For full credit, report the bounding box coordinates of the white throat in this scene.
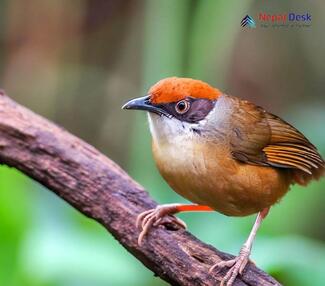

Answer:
[147,113,199,144]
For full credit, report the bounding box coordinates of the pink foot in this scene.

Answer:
[136,204,187,246]
[209,246,251,286]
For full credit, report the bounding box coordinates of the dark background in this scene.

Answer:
[0,1,324,285]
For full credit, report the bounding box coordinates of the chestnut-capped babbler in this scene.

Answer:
[122,77,325,286]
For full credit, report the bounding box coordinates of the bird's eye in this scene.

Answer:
[175,100,191,114]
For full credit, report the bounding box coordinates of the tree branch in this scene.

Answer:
[0,91,281,286]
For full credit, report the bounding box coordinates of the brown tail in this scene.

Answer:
[292,164,325,186]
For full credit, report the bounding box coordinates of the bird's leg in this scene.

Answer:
[136,204,213,246]
[209,207,270,286]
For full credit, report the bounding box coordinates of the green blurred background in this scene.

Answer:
[0,0,324,285]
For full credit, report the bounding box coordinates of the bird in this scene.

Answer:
[122,77,325,286]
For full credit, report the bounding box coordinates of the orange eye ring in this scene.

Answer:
[175,100,191,114]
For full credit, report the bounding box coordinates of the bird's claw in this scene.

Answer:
[136,205,187,246]
[209,246,250,286]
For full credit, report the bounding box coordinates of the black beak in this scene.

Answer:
[122,95,170,117]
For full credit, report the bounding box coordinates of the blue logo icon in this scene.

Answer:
[241,15,256,28]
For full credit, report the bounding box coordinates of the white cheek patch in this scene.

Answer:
[148,113,198,144]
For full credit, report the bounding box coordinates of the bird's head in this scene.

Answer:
[122,77,225,143]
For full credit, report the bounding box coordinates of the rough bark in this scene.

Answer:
[0,91,281,286]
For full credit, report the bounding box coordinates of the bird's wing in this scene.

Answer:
[230,97,325,185]
[262,113,324,174]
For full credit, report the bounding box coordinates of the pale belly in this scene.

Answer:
[152,139,291,216]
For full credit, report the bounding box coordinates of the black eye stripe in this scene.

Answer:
[154,97,216,123]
